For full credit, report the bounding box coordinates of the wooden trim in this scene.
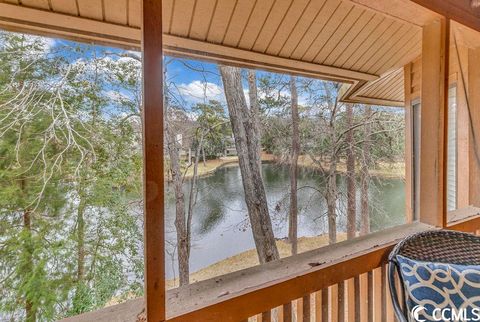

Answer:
[448,207,480,231]
[404,63,414,222]
[468,47,480,207]
[419,18,449,227]
[0,2,140,49]
[162,35,378,82]
[142,0,165,321]
[408,0,480,33]
[0,2,378,84]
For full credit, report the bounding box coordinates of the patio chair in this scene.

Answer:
[388,230,480,322]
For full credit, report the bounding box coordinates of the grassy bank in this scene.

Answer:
[181,153,404,180]
[166,233,347,289]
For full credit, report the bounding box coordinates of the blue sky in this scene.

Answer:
[4,32,400,115]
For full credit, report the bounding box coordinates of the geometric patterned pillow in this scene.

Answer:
[397,255,480,322]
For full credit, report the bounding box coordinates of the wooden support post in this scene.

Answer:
[404,63,414,222]
[420,17,450,227]
[142,0,165,321]
[468,47,480,207]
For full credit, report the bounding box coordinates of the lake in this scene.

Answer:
[164,162,405,279]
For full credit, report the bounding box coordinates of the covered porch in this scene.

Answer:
[2,0,480,321]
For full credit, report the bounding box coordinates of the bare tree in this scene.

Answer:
[219,65,279,264]
[248,69,262,170]
[360,105,372,235]
[288,76,300,255]
[346,104,356,239]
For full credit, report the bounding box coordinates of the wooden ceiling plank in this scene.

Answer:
[322,9,374,66]
[359,70,397,96]
[357,72,396,98]
[347,0,438,27]
[302,2,355,62]
[382,76,405,99]
[189,0,217,40]
[331,13,383,67]
[50,0,78,15]
[104,0,127,25]
[222,0,256,47]
[366,25,418,73]
[77,0,103,20]
[164,34,377,81]
[20,0,50,10]
[373,72,403,98]
[359,23,412,72]
[206,0,236,44]
[170,0,196,37]
[277,0,329,58]
[313,5,364,64]
[349,20,402,71]
[377,32,422,75]
[128,0,140,28]
[255,0,304,55]
[264,0,311,56]
[290,0,339,60]
[0,2,139,47]
[374,33,421,75]
[238,0,275,50]
[341,18,395,70]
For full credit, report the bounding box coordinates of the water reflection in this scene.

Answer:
[165,163,405,278]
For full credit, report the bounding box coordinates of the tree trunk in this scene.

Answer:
[248,69,262,170]
[186,132,204,264]
[21,179,36,322]
[167,131,189,285]
[346,104,357,240]
[360,106,371,236]
[327,162,337,244]
[288,76,299,255]
[220,65,279,264]
[201,145,206,167]
[76,194,87,282]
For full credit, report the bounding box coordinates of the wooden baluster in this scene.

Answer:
[373,268,382,322]
[385,264,395,322]
[381,265,388,322]
[262,310,271,322]
[368,271,373,321]
[346,278,355,322]
[359,273,369,322]
[277,306,285,322]
[338,281,345,322]
[314,291,321,322]
[330,285,339,322]
[354,276,360,322]
[297,298,303,322]
[322,288,329,322]
[283,302,293,322]
[303,294,311,322]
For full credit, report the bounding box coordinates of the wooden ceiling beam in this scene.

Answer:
[0,2,378,83]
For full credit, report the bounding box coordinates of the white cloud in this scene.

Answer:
[177,80,223,103]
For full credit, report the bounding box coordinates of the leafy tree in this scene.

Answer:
[0,32,143,320]
[193,100,230,158]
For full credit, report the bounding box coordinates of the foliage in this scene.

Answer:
[0,32,143,321]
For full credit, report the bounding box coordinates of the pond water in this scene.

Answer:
[164,162,405,279]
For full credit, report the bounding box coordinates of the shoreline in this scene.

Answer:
[166,232,348,289]
[182,153,405,180]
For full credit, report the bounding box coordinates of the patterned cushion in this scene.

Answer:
[397,255,480,322]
